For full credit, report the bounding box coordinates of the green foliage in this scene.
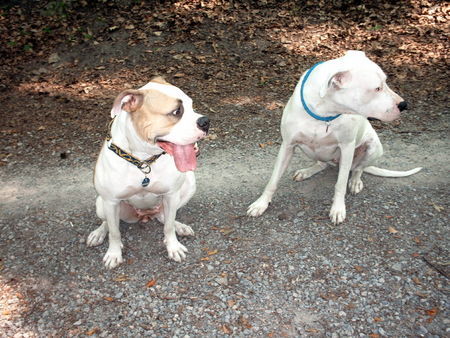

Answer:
[369,24,383,31]
[23,44,33,51]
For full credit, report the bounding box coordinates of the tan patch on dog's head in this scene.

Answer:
[130,89,182,143]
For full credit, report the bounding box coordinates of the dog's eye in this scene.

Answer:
[375,87,382,92]
[171,107,182,116]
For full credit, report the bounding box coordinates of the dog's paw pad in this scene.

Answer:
[175,222,194,236]
[103,247,123,269]
[166,241,188,262]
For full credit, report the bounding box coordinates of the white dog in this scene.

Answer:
[248,51,421,224]
[87,77,209,268]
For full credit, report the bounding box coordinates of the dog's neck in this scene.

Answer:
[109,111,163,157]
[312,96,350,118]
[301,60,354,118]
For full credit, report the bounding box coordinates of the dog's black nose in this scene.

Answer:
[197,116,210,133]
[398,101,408,112]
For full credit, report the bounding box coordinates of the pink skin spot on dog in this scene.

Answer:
[135,205,161,223]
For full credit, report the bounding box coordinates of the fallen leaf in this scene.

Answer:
[207,250,218,256]
[205,133,218,141]
[219,227,235,235]
[227,300,236,307]
[221,324,232,334]
[200,257,210,261]
[103,296,114,302]
[239,316,252,329]
[266,102,283,110]
[413,236,421,244]
[431,203,444,212]
[145,279,157,288]
[113,274,130,282]
[354,265,364,272]
[86,328,100,336]
[369,334,380,338]
[425,308,438,316]
[305,328,320,333]
[412,277,421,285]
[374,317,383,322]
[388,226,399,234]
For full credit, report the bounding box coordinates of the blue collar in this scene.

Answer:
[300,61,341,122]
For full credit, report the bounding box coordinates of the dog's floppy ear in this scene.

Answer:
[110,89,144,118]
[319,71,352,98]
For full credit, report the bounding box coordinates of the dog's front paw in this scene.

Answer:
[329,201,346,225]
[103,245,124,269]
[247,196,270,217]
[175,221,195,237]
[349,177,364,194]
[165,239,188,262]
[87,223,107,247]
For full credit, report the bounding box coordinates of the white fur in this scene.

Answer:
[248,51,422,224]
[88,81,206,268]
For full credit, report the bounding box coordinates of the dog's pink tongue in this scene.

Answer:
[158,142,197,172]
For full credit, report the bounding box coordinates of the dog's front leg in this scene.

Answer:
[247,141,295,216]
[162,194,188,262]
[102,199,124,268]
[330,142,355,224]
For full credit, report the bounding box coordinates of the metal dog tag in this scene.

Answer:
[142,177,150,187]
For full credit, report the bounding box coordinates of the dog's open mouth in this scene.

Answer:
[157,141,197,172]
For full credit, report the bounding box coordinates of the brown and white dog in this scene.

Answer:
[87,77,209,268]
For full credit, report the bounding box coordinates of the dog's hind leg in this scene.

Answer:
[247,140,295,216]
[293,161,328,181]
[349,135,383,194]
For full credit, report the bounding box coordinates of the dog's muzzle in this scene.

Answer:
[197,116,210,133]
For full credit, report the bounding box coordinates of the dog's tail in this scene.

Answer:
[363,166,422,177]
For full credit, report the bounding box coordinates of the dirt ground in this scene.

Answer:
[0,1,449,336]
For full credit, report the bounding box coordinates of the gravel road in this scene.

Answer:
[1,121,449,336]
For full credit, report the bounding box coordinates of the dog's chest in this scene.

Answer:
[294,126,340,162]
